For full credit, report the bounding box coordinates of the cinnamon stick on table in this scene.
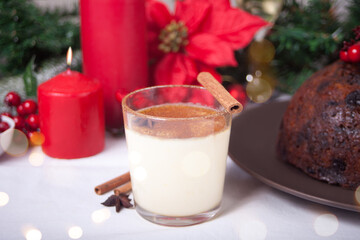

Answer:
[114,182,132,196]
[197,72,243,114]
[95,171,131,195]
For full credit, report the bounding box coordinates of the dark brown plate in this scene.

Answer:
[229,100,360,212]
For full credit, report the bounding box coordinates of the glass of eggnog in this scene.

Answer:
[122,85,231,226]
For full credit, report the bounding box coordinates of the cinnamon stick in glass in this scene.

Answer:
[197,72,243,114]
[94,171,130,195]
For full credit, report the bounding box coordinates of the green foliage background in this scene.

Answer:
[0,0,359,94]
[0,0,79,77]
[268,0,360,93]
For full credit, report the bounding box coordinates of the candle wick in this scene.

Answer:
[66,65,71,74]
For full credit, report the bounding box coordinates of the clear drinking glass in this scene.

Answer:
[122,85,232,226]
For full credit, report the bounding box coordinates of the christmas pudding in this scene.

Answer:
[277,60,360,190]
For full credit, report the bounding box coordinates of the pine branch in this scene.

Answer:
[0,0,80,77]
[267,0,354,93]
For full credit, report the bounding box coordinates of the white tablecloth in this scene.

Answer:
[0,132,359,240]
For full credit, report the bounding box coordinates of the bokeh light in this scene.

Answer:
[248,39,275,64]
[29,132,45,146]
[246,74,253,82]
[68,226,83,239]
[355,186,360,205]
[263,0,282,18]
[259,70,277,89]
[0,192,9,207]
[28,148,45,167]
[91,208,111,223]
[313,213,339,237]
[25,228,42,240]
[238,219,267,240]
[246,77,273,103]
[1,129,29,156]
[239,0,283,22]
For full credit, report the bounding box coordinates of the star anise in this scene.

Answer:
[101,194,133,212]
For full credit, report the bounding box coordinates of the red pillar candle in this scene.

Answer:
[38,52,105,159]
[80,0,148,132]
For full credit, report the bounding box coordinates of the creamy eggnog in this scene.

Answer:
[125,104,230,217]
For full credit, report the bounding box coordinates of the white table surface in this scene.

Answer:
[1,131,360,240]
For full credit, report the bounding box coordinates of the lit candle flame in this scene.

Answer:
[67,47,73,67]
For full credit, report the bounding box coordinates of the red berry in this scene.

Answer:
[22,99,37,114]
[348,44,360,62]
[4,91,21,107]
[0,121,10,133]
[28,131,45,146]
[0,112,13,118]
[228,84,247,106]
[25,114,40,130]
[13,116,25,129]
[340,50,349,62]
[17,104,27,116]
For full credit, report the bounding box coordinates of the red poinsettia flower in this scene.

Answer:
[146,0,268,85]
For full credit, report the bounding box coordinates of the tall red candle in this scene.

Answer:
[38,61,105,159]
[80,0,148,132]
